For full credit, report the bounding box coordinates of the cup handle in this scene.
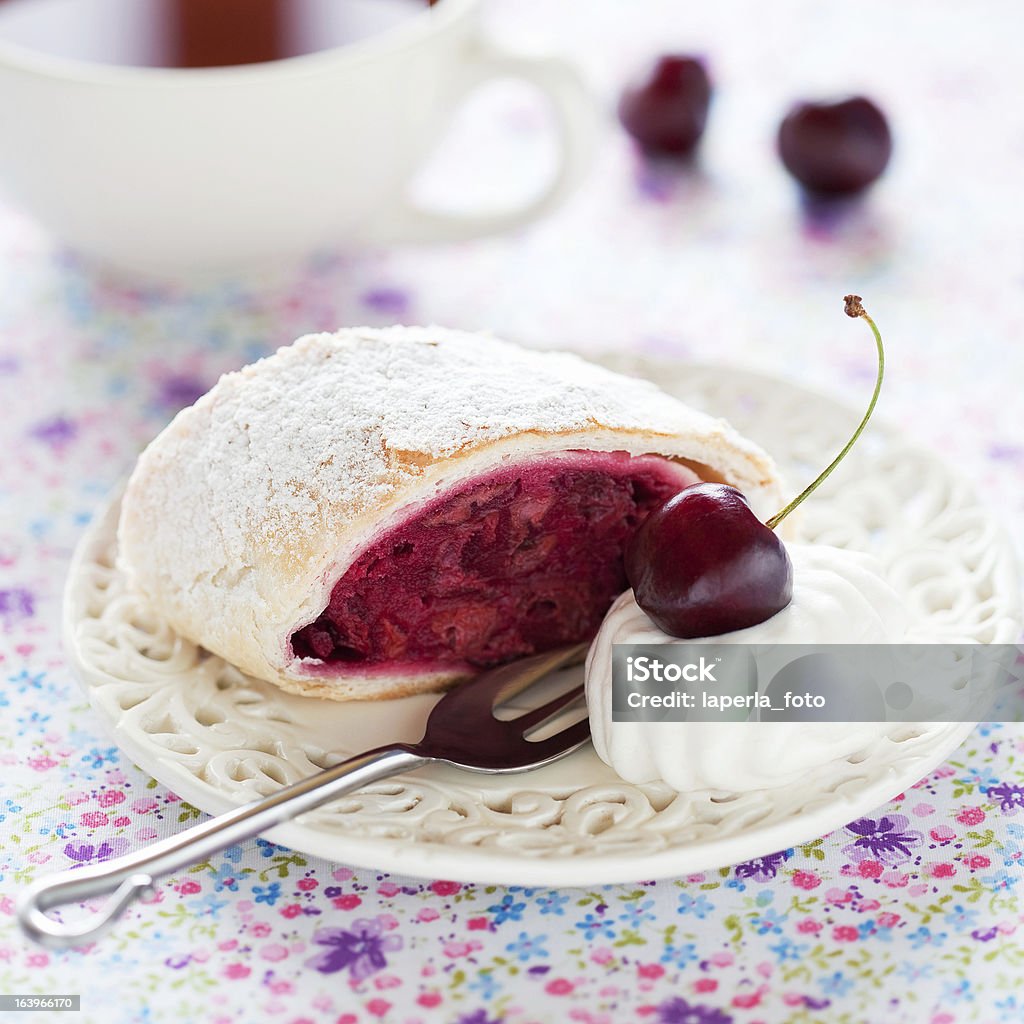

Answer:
[372,41,597,244]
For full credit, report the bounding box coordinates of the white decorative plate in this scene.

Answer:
[64,362,1022,886]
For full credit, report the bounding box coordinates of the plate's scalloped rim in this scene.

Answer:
[63,361,1021,885]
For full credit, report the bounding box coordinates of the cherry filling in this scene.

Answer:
[290,451,696,671]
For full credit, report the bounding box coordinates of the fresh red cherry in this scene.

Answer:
[618,56,711,157]
[777,97,892,195]
[626,295,885,639]
[625,483,793,638]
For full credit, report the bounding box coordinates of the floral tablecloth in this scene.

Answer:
[1,2,1023,1022]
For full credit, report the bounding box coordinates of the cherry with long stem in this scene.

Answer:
[625,294,884,640]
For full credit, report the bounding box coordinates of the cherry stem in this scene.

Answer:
[766,294,883,530]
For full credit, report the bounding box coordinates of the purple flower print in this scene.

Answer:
[457,1012,503,1024]
[0,588,34,627]
[63,838,130,864]
[734,849,792,881]
[842,815,923,865]
[157,375,207,411]
[361,286,411,317]
[985,782,1024,814]
[28,415,77,449]
[657,996,733,1024]
[988,443,1024,463]
[305,917,402,980]
[803,998,832,1011]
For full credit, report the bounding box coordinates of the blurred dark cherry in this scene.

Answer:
[624,483,793,639]
[777,97,892,195]
[618,56,712,157]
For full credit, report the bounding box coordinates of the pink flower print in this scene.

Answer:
[732,989,765,1009]
[442,941,479,958]
[113,816,131,827]
[931,862,956,878]
[590,947,613,965]
[250,922,272,938]
[365,1000,391,1018]
[792,871,821,890]
[374,974,401,990]
[297,878,317,891]
[418,993,442,1008]
[332,894,362,911]
[260,945,289,962]
[957,807,986,826]
[332,867,354,882]
[175,880,201,895]
[377,882,400,897]
[797,918,822,934]
[545,979,574,996]
[416,908,439,923]
[305,919,402,980]
[223,964,250,980]
[966,854,991,869]
[28,757,57,772]
[857,860,883,878]
[833,926,859,942]
[637,963,664,979]
[694,979,718,993]
[930,826,956,843]
[882,871,910,888]
[430,880,461,896]
[80,811,108,828]
[97,790,125,808]
[26,952,49,968]
[132,798,159,814]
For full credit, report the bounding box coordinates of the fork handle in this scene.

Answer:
[18,744,428,949]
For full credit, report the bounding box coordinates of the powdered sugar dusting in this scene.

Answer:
[189,326,749,555]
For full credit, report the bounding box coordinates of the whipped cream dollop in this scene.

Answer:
[586,543,914,793]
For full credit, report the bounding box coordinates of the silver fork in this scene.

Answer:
[18,644,590,949]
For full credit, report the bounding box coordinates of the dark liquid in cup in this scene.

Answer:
[0,0,432,68]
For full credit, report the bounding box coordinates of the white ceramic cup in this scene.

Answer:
[0,0,595,275]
